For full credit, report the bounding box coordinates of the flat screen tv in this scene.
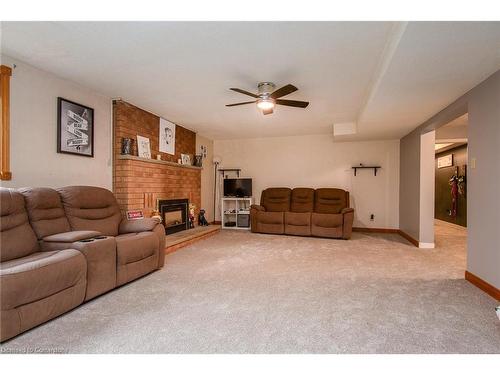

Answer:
[223,178,252,197]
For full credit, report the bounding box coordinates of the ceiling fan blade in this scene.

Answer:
[226,101,256,107]
[270,84,298,99]
[263,108,273,115]
[275,99,309,108]
[230,88,259,98]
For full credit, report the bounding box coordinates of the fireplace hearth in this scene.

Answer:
[158,198,189,235]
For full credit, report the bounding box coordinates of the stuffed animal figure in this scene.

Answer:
[198,209,209,226]
[188,203,196,229]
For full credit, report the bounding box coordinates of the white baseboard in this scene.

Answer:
[418,242,435,249]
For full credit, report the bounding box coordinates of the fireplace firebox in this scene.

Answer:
[157,198,189,235]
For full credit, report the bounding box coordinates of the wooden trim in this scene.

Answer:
[0,65,12,180]
[397,229,419,247]
[465,271,500,301]
[353,227,399,233]
[165,228,220,254]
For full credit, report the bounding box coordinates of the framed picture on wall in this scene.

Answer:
[57,97,94,157]
[437,154,453,168]
[159,118,175,155]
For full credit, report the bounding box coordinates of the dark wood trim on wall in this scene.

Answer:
[465,271,500,301]
[352,227,420,247]
[353,227,399,234]
[397,230,419,247]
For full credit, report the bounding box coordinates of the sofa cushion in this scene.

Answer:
[43,230,102,243]
[115,232,159,286]
[57,186,122,236]
[311,212,343,228]
[116,232,158,266]
[290,188,314,213]
[0,188,39,262]
[19,187,71,239]
[314,188,348,214]
[261,188,291,212]
[285,212,311,236]
[0,249,86,310]
[257,211,285,225]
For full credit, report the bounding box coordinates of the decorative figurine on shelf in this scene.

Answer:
[188,203,196,229]
[198,209,209,226]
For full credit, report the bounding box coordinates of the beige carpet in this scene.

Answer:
[2,221,499,353]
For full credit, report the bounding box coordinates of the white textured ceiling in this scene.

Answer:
[1,21,499,140]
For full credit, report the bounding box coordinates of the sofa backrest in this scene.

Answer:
[19,187,71,239]
[290,188,315,213]
[57,186,122,236]
[260,188,292,212]
[0,188,39,262]
[314,188,349,214]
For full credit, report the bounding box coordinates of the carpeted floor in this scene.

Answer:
[2,221,499,353]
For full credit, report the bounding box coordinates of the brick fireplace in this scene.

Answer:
[113,100,201,226]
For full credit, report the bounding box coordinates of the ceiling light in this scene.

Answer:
[257,98,275,110]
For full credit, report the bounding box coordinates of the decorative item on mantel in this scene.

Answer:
[136,135,151,159]
[121,138,134,155]
[193,154,203,167]
[352,163,381,176]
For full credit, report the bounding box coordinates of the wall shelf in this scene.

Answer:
[219,168,242,178]
[352,165,381,176]
[117,154,203,170]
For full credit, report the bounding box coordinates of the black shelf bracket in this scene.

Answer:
[219,168,241,178]
[352,166,381,176]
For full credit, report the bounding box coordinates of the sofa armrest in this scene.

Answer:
[119,217,160,234]
[341,208,354,239]
[250,204,266,212]
[42,230,102,243]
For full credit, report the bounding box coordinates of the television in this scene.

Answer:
[223,178,252,197]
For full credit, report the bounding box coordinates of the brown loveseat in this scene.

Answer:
[0,186,165,342]
[250,187,354,239]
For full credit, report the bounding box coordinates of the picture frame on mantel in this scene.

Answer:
[57,97,94,157]
[136,135,151,159]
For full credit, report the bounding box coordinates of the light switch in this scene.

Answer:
[471,157,476,169]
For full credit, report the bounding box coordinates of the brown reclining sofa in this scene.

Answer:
[250,187,354,239]
[0,186,165,342]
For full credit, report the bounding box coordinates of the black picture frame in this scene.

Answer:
[57,97,94,157]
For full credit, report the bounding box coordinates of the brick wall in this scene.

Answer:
[113,100,201,220]
[113,100,196,162]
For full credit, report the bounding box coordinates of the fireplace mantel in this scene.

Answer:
[117,154,203,170]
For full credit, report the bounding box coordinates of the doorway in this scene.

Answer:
[433,113,468,257]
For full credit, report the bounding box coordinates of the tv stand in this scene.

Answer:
[221,197,253,230]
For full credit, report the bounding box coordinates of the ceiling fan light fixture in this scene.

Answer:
[256,98,275,110]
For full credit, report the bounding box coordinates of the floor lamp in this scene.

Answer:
[213,156,222,223]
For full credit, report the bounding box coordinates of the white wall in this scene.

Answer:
[418,130,435,247]
[0,55,112,189]
[195,134,215,222]
[467,70,500,289]
[214,134,400,228]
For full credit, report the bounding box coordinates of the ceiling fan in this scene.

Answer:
[226,82,309,115]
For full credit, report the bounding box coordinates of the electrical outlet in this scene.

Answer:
[370,214,374,221]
